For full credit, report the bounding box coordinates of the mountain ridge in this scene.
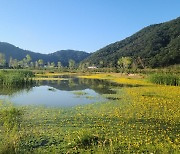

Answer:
[0,42,90,66]
[82,17,180,68]
[1,17,180,68]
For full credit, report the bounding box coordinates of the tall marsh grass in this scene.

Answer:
[149,73,180,86]
[0,70,34,87]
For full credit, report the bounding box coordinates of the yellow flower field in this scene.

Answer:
[0,73,179,153]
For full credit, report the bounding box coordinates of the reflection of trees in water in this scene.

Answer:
[68,78,77,88]
[0,85,33,96]
[36,78,117,94]
[0,77,139,96]
[0,77,118,96]
[57,80,61,85]
[78,78,117,94]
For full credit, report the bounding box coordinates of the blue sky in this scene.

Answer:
[0,0,179,53]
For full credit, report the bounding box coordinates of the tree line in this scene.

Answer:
[0,52,146,72]
[0,53,77,70]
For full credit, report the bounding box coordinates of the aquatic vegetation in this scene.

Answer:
[33,77,64,80]
[85,95,95,99]
[0,73,179,153]
[73,131,100,148]
[0,107,22,132]
[149,73,180,86]
[0,70,34,87]
[0,104,24,154]
[79,73,149,86]
[73,91,87,96]
[35,72,76,77]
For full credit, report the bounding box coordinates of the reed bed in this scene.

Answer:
[0,70,34,87]
[149,73,180,86]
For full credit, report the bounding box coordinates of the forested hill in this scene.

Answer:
[82,17,180,68]
[49,50,91,66]
[0,42,90,66]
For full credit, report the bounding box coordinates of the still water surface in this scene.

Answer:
[0,77,117,107]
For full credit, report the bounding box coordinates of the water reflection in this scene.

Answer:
[0,77,118,107]
[0,85,33,96]
[0,77,139,107]
[35,78,117,94]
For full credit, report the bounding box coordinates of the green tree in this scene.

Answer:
[30,62,34,68]
[47,62,51,68]
[79,63,85,70]
[51,62,55,68]
[69,59,75,70]
[85,62,90,68]
[9,57,13,68]
[35,61,39,68]
[0,53,6,67]
[26,54,31,62]
[57,61,62,69]
[117,57,132,71]
[18,60,24,68]
[108,62,113,68]
[26,54,32,66]
[38,59,44,67]
[99,60,104,68]
[12,59,18,68]
[22,58,28,67]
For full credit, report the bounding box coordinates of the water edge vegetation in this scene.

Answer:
[0,70,34,87]
[0,72,179,153]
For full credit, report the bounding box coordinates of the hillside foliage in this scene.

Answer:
[82,17,180,68]
[0,42,90,67]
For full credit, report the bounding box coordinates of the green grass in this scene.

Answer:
[0,73,179,153]
[0,106,23,154]
[0,70,34,87]
[149,73,180,86]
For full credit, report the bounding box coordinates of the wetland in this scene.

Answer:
[0,71,179,153]
[0,76,116,107]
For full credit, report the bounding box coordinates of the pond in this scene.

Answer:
[0,77,118,107]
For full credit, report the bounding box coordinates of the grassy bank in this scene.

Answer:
[0,70,34,87]
[0,73,179,153]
